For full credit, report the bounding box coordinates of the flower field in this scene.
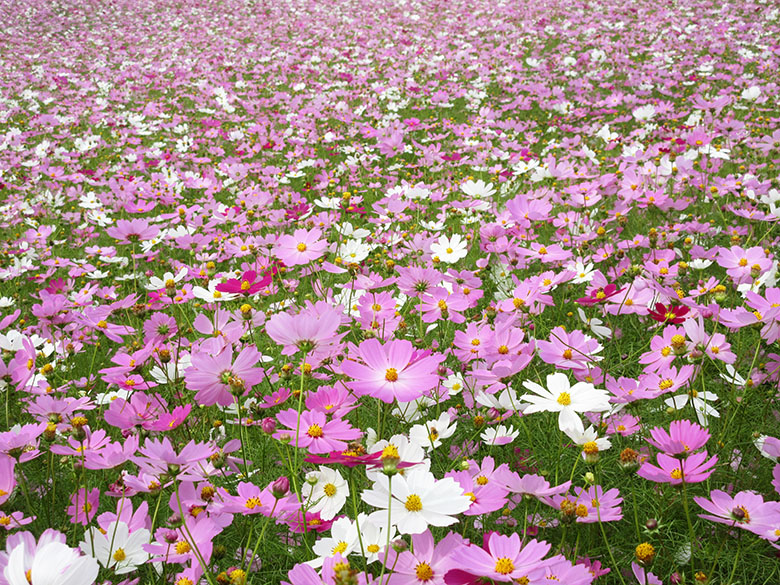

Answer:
[1,0,780,583]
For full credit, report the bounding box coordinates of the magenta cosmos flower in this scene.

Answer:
[341,338,444,403]
[216,269,272,295]
[185,345,264,406]
[106,219,159,244]
[274,228,327,266]
[694,490,780,536]
[637,451,717,485]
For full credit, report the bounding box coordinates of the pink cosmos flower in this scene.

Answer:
[274,409,361,453]
[68,488,100,526]
[498,473,571,501]
[381,530,464,585]
[0,511,33,530]
[341,338,444,403]
[536,326,602,371]
[144,515,223,567]
[445,471,508,516]
[646,419,710,455]
[716,245,772,283]
[0,456,15,505]
[694,490,780,536]
[106,219,160,244]
[266,302,342,355]
[419,287,469,324]
[185,345,264,406]
[638,325,686,373]
[632,562,662,585]
[547,485,623,523]
[637,451,717,485]
[274,228,328,266]
[446,532,550,583]
[132,437,215,481]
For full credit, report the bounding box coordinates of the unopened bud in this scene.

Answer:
[272,477,290,499]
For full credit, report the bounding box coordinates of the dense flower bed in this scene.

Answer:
[0,0,779,584]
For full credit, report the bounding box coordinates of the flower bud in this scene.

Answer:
[272,477,290,499]
[261,417,277,434]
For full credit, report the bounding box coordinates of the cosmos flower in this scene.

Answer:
[637,451,717,485]
[361,467,471,534]
[1,530,99,585]
[341,338,443,403]
[520,373,611,434]
[79,521,150,574]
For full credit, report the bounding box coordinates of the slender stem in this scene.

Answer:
[247,500,278,582]
[378,474,393,585]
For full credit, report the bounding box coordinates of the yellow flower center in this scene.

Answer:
[513,298,525,308]
[96,320,108,328]
[416,562,434,581]
[175,540,191,554]
[661,346,672,356]
[381,444,399,459]
[562,349,573,359]
[405,494,423,512]
[112,548,126,562]
[446,247,454,254]
[659,379,673,390]
[476,475,489,485]
[495,557,515,575]
[635,542,656,563]
[385,368,399,382]
[323,483,337,497]
[738,258,748,267]
[575,504,589,517]
[437,300,448,310]
[367,544,380,553]
[240,280,251,291]
[670,468,683,480]
[245,497,261,509]
[582,441,599,455]
[297,243,307,252]
[332,541,348,554]
[557,392,572,406]
[497,344,509,354]
[307,424,324,438]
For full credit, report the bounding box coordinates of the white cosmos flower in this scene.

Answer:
[567,260,595,284]
[429,234,468,264]
[301,466,348,521]
[146,267,188,291]
[664,391,720,426]
[480,424,519,446]
[688,259,713,270]
[355,513,397,564]
[337,239,371,263]
[563,425,612,461]
[632,105,656,121]
[308,516,359,568]
[192,280,237,303]
[520,372,611,435]
[367,434,428,483]
[7,537,99,585]
[460,179,496,199]
[409,412,457,450]
[577,308,612,339]
[79,521,150,574]
[361,467,471,535]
